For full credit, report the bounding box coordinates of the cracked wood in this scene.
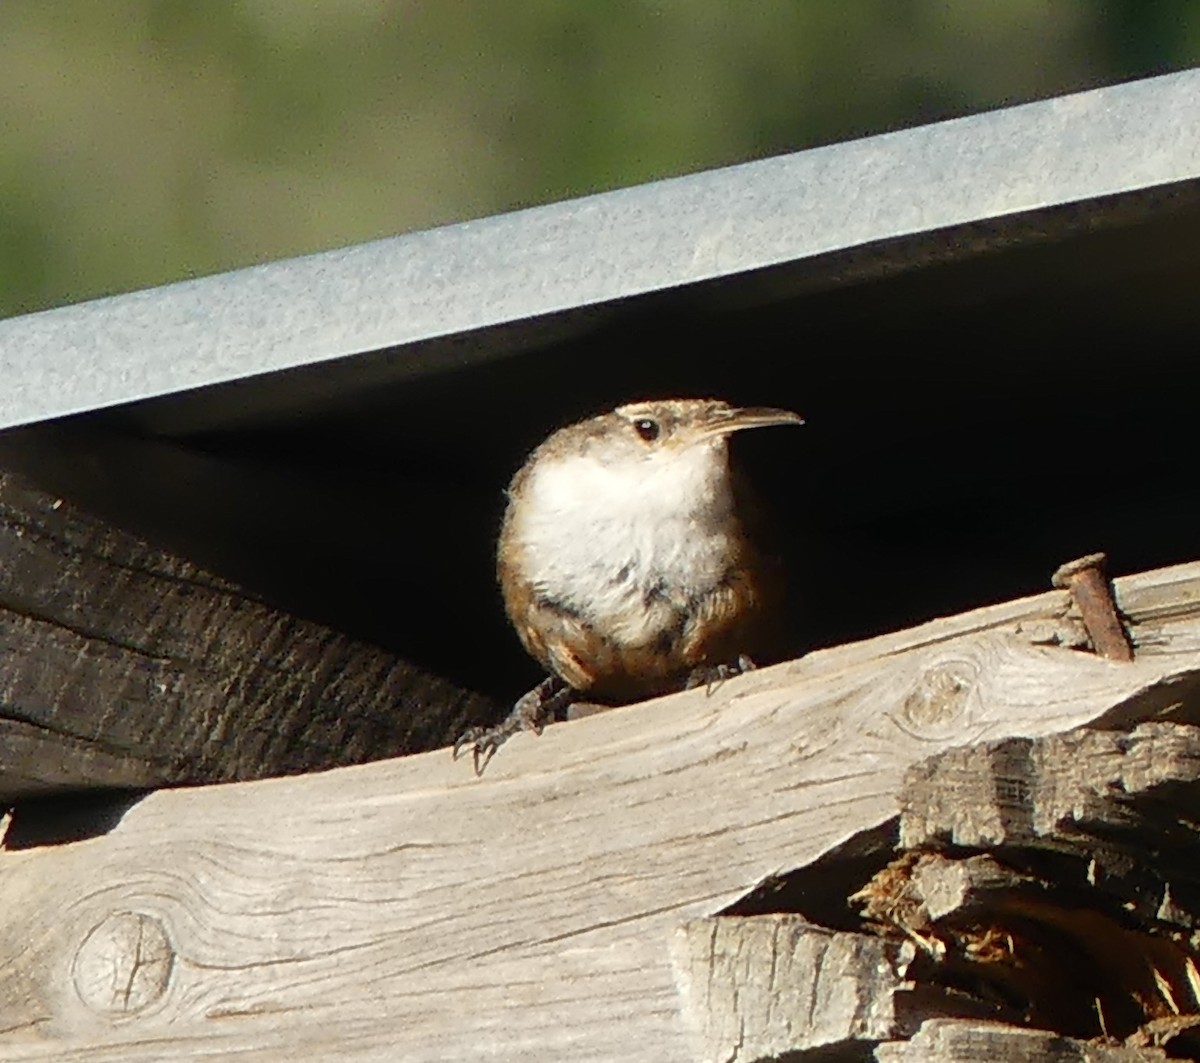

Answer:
[0,562,1197,1060]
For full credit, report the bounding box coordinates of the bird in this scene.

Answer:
[455,398,804,773]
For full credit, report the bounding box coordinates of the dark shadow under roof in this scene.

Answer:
[1,69,1199,702]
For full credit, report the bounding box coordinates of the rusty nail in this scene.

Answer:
[1051,553,1133,662]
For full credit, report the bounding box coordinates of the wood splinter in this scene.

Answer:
[1052,552,1134,662]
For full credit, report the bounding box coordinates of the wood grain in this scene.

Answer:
[0,562,1198,1061]
[0,464,496,799]
[671,915,910,1059]
[874,1018,1170,1062]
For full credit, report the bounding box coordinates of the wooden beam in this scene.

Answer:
[874,1019,1170,1062]
[0,465,496,800]
[0,562,1198,1060]
[670,914,910,1058]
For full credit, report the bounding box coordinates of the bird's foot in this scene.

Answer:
[685,654,757,695]
[453,676,574,776]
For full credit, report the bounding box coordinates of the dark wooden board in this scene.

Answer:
[0,464,496,801]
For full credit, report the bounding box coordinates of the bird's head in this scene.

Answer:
[585,398,804,469]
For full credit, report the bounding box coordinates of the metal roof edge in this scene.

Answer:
[1,66,1198,430]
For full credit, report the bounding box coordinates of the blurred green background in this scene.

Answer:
[2,0,1199,319]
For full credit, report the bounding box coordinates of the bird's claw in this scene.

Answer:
[452,676,573,776]
[685,654,757,695]
[452,724,513,776]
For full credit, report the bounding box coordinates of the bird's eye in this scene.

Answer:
[633,418,660,442]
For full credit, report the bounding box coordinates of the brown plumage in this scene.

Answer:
[456,398,803,772]
[498,398,801,701]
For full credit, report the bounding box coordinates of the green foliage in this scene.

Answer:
[1,0,1198,317]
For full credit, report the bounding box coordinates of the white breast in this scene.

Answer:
[508,443,735,646]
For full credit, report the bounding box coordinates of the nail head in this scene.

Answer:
[1052,552,1109,589]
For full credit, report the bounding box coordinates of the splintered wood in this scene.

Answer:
[862,724,1200,1049]
[678,722,1200,1061]
[2,561,1200,1061]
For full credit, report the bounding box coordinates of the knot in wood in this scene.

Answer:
[72,911,174,1016]
[900,661,977,732]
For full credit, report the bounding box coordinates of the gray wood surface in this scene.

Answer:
[0,562,1198,1061]
[852,722,1200,1054]
[875,1019,1170,1062]
[676,720,1200,1060]
[671,914,912,1058]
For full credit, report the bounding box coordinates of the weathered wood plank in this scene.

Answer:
[670,915,912,1059]
[874,1019,1169,1062]
[900,720,1200,854]
[0,465,496,799]
[0,562,1198,1061]
[676,722,1200,1058]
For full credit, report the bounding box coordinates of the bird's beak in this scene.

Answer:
[695,405,805,440]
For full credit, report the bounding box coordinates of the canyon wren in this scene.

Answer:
[455,397,804,773]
